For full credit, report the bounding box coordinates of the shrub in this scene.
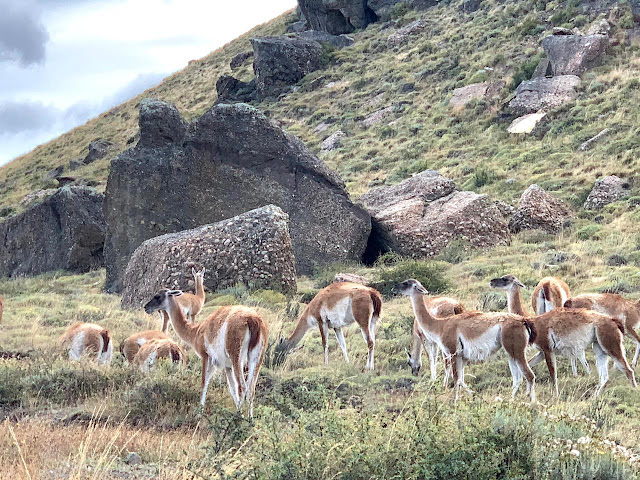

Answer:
[372,255,450,297]
[577,225,602,240]
[510,53,544,90]
[435,238,473,264]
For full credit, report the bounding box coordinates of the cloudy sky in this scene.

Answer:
[0,0,296,166]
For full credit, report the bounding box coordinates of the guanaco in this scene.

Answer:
[144,289,268,417]
[133,338,187,372]
[120,330,169,363]
[532,276,571,315]
[60,322,112,365]
[274,282,382,370]
[177,267,206,322]
[397,279,536,402]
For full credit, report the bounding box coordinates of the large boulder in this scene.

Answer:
[104,101,370,292]
[215,75,257,104]
[509,184,573,234]
[298,0,374,34]
[138,98,187,148]
[583,175,631,210]
[0,186,105,278]
[542,34,609,76]
[359,170,510,258]
[509,75,580,115]
[121,205,297,309]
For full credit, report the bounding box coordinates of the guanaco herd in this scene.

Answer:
[39,266,639,416]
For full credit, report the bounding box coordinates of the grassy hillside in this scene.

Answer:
[2,0,640,477]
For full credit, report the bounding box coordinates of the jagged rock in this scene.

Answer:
[126,453,142,466]
[251,36,325,100]
[578,128,610,151]
[361,105,395,127]
[360,170,510,258]
[387,19,427,47]
[104,102,370,292]
[288,19,310,33]
[584,175,631,210]
[46,166,65,179]
[19,189,56,207]
[542,34,609,76]
[587,19,611,36]
[121,205,297,308]
[321,130,346,151]
[333,272,369,285]
[297,30,354,48]
[509,76,580,115]
[450,82,488,108]
[138,98,187,148]
[215,75,257,104]
[532,58,553,78]
[460,0,482,12]
[0,186,105,277]
[230,51,253,70]
[298,0,374,35]
[509,184,573,234]
[507,113,547,134]
[83,140,112,165]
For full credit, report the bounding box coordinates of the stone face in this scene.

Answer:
[215,75,257,104]
[104,102,370,292]
[251,36,325,99]
[507,113,547,134]
[450,82,488,108]
[387,19,427,47]
[509,184,573,234]
[542,34,609,76]
[298,0,374,35]
[230,50,253,70]
[509,75,580,115]
[0,186,105,278]
[321,130,346,151]
[138,98,187,148]
[121,205,297,309]
[584,175,631,210]
[359,170,510,258]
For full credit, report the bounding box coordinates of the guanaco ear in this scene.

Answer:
[414,284,428,295]
[405,347,411,361]
[167,289,183,297]
[192,267,197,276]
[201,267,206,275]
[515,280,525,288]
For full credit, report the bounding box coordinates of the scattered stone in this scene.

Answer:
[138,98,187,148]
[606,254,627,266]
[507,112,547,134]
[121,205,297,308]
[230,51,253,70]
[542,34,609,76]
[321,130,346,151]
[215,75,257,104]
[83,140,112,165]
[450,82,488,108]
[509,76,580,115]
[360,170,510,258]
[399,82,415,93]
[104,102,370,292]
[0,186,105,278]
[361,105,395,127]
[19,189,56,207]
[583,175,631,210]
[333,272,369,285]
[387,19,427,47]
[364,92,386,109]
[126,453,142,466]
[509,184,573,234]
[578,128,610,151]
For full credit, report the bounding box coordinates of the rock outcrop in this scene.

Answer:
[583,175,631,210]
[83,140,112,165]
[450,82,488,108]
[387,19,427,47]
[509,184,572,234]
[215,75,257,104]
[542,33,609,76]
[230,51,253,70]
[298,0,376,34]
[0,186,105,278]
[508,76,580,115]
[104,100,370,292]
[138,98,187,148]
[321,130,346,151]
[121,205,297,309]
[359,170,510,259]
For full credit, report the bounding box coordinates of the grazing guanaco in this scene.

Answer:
[532,276,571,315]
[490,275,636,396]
[397,279,536,402]
[407,296,465,380]
[144,289,268,417]
[60,322,113,365]
[177,267,206,322]
[120,330,169,363]
[274,282,382,370]
[133,338,187,372]
[490,275,588,376]
[564,293,640,367]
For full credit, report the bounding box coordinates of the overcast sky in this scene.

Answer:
[0,0,296,166]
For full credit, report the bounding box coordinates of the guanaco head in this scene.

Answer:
[393,279,428,296]
[192,267,206,281]
[489,275,525,290]
[144,289,183,314]
[405,347,421,376]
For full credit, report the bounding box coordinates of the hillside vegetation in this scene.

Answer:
[2,0,640,478]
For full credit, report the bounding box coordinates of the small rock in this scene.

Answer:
[553,27,574,36]
[584,175,631,210]
[215,75,256,104]
[606,254,627,266]
[542,33,609,76]
[509,76,580,115]
[46,166,65,179]
[509,184,573,234]
[587,19,611,36]
[578,128,610,151]
[230,51,253,70]
[314,122,331,134]
[69,159,83,171]
[126,452,142,465]
[387,19,427,47]
[83,140,112,165]
[321,130,346,151]
[507,113,547,134]
[399,82,415,93]
[450,82,488,109]
[361,105,395,127]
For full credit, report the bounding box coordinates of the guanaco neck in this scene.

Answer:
[195,275,205,302]
[282,305,314,350]
[166,298,199,347]
[410,322,423,363]
[505,286,529,317]
[409,293,440,335]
